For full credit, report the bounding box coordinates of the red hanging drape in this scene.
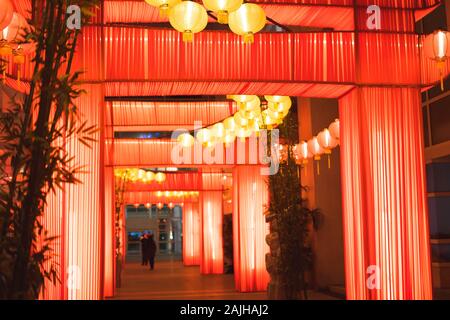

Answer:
[200,191,224,274]
[233,166,270,292]
[109,100,237,131]
[339,87,432,300]
[183,202,202,266]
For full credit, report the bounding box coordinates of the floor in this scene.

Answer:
[112,258,337,300]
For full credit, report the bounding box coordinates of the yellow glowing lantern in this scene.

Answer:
[317,128,338,168]
[177,132,195,147]
[169,1,208,42]
[262,109,277,129]
[145,0,181,17]
[196,128,212,145]
[238,96,260,112]
[156,191,163,197]
[155,172,166,184]
[145,203,151,209]
[233,111,249,127]
[223,132,236,146]
[223,117,236,132]
[235,125,252,141]
[145,171,155,182]
[424,30,450,91]
[328,119,340,141]
[157,202,164,209]
[202,0,243,24]
[229,95,257,103]
[168,202,175,209]
[228,3,266,43]
[308,137,324,175]
[165,191,171,197]
[211,122,225,139]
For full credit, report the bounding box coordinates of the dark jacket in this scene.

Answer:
[148,236,157,257]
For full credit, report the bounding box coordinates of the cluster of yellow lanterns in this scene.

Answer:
[144,0,266,43]
[114,168,167,184]
[177,95,292,148]
[290,119,340,175]
[156,190,199,198]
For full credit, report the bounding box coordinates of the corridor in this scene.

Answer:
[112,259,338,300]
[112,260,267,300]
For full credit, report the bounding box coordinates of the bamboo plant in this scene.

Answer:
[0,0,99,299]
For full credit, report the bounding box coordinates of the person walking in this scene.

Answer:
[140,232,149,266]
[147,234,157,270]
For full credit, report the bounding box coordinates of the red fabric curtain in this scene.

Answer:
[233,166,270,292]
[40,84,106,300]
[339,87,432,300]
[125,191,199,204]
[200,191,224,274]
[110,100,237,131]
[183,203,202,266]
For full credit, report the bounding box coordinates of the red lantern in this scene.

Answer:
[168,202,174,209]
[157,202,164,209]
[424,30,450,91]
[0,0,13,31]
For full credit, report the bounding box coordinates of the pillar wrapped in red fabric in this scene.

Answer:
[339,87,432,300]
[183,202,201,266]
[200,191,224,274]
[233,166,270,292]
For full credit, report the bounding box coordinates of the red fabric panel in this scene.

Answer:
[110,100,237,128]
[293,32,356,83]
[339,87,432,300]
[183,203,202,266]
[200,190,224,274]
[233,166,270,292]
[357,33,421,85]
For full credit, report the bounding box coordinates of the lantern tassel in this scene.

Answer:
[437,60,445,91]
[328,153,331,169]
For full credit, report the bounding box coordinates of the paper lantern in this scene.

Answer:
[424,30,450,90]
[328,119,340,141]
[202,0,243,24]
[145,0,181,17]
[177,133,195,147]
[155,172,166,183]
[223,132,236,146]
[228,3,266,43]
[234,111,249,127]
[145,203,151,209]
[293,141,311,165]
[211,122,225,139]
[0,0,13,31]
[262,109,278,129]
[238,96,260,112]
[229,95,257,103]
[196,128,212,145]
[157,202,164,209]
[235,125,252,141]
[317,128,338,151]
[317,129,338,169]
[169,1,208,42]
[145,171,155,182]
[157,191,163,197]
[308,137,324,175]
[223,117,236,132]
[168,202,175,209]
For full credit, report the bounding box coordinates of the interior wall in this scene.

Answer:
[299,98,345,289]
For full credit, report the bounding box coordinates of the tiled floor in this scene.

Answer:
[112,258,337,300]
